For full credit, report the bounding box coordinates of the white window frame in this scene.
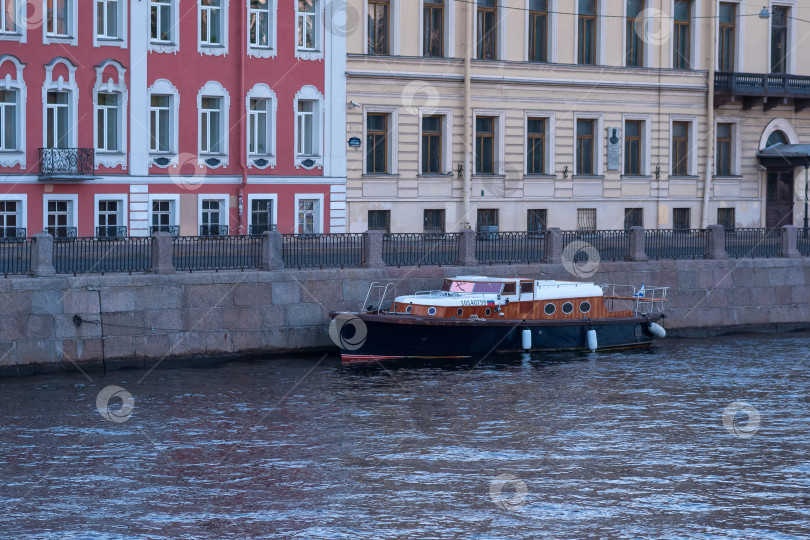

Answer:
[293,193,325,235]
[0,54,26,169]
[197,193,229,233]
[523,111,555,176]
[295,0,323,60]
[197,81,230,168]
[714,0,744,72]
[362,105,398,175]
[198,0,229,56]
[93,59,128,169]
[42,194,78,231]
[472,0,507,60]
[0,194,27,235]
[42,0,78,45]
[246,83,277,169]
[472,109,505,176]
[0,0,27,43]
[621,0,652,68]
[669,115,698,176]
[418,0,453,57]
[42,57,78,150]
[147,78,180,167]
[714,116,741,177]
[149,0,180,54]
[768,0,796,74]
[669,0,702,69]
[418,107,452,176]
[621,114,651,177]
[293,85,324,169]
[758,118,798,150]
[148,194,180,233]
[93,193,128,234]
[573,113,604,177]
[93,0,128,48]
[247,193,278,232]
[573,0,606,66]
[248,0,277,58]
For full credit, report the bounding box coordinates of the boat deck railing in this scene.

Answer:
[361,282,397,312]
[601,284,670,315]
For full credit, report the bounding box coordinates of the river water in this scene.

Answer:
[0,332,809,539]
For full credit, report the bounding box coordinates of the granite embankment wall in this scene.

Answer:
[2,258,810,376]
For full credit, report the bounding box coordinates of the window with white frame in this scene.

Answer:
[95,0,125,43]
[0,55,25,168]
[150,198,178,235]
[296,0,321,58]
[200,199,223,235]
[1,0,20,36]
[249,0,276,56]
[44,0,77,44]
[296,196,322,235]
[148,79,179,166]
[45,198,76,238]
[0,88,17,152]
[150,0,178,51]
[200,0,228,54]
[197,81,230,167]
[293,85,323,168]
[93,60,127,168]
[246,83,276,168]
[96,93,120,152]
[0,199,23,238]
[45,91,70,148]
[248,196,276,235]
[96,199,125,237]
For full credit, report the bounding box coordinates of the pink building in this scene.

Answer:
[0,0,347,238]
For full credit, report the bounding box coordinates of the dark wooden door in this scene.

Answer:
[766,170,794,227]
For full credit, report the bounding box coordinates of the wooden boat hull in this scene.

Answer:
[334,313,666,365]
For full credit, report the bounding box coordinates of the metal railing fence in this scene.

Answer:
[282,233,364,269]
[475,231,546,264]
[53,237,152,275]
[382,233,460,267]
[172,236,262,271]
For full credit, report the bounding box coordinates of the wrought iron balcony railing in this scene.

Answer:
[46,226,78,239]
[715,72,810,110]
[39,148,95,175]
[0,227,26,239]
[248,223,278,236]
[150,225,180,237]
[96,226,128,239]
[200,224,229,237]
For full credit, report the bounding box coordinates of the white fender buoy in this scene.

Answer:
[586,329,597,352]
[648,322,666,338]
[522,329,532,350]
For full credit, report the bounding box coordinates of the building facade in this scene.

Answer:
[345,0,810,234]
[0,0,346,238]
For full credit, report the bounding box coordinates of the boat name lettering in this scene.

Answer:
[460,300,488,306]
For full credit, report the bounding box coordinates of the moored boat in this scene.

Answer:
[329,276,668,365]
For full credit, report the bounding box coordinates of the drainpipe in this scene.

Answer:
[700,0,717,229]
[462,0,472,229]
[237,0,248,234]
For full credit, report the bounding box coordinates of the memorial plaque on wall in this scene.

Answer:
[606,126,621,171]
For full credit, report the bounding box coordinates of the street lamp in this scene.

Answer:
[759,7,770,19]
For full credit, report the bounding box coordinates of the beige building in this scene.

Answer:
[344,0,810,233]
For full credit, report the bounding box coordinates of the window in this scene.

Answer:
[96,93,119,153]
[368,0,389,55]
[716,122,733,176]
[476,116,494,174]
[297,100,316,156]
[718,2,735,71]
[150,199,177,235]
[477,0,497,60]
[771,6,788,73]
[249,0,272,50]
[673,0,691,69]
[200,97,222,154]
[200,0,223,46]
[150,95,171,153]
[0,201,20,238]
[576,119,595,175]
[422,115,442,174]
[45,91,69,149]
[297,0,319,53]
[477,209,498,230]
[249,99,269,156]
[198,81,232,165]
[46,199,75,237]
[368,210,390,233]
[423,0,443,57]
[366,113,388,174]
[529,0,547,63]
[673,208,691,230]
[96,0,121,41]
[201,199,223,236]
[717,208,735,230]
[578,0,597,65]
[297,198,320,234]
[97,200,122,237]
[527,117,546,175]
[150,0,176,47]
[671,120,690,176]
[577,208,596,231]
[626,0,643,67]
[46,0,71,37]
[527,209,546,233]
[766,130,788,148]
[624,208,643,230]
[624,119,642,175]
[1,0,18,34]
[424,209,445,233]
[0,89,17,151]
[250,198,275,234]
[294,86,323,167]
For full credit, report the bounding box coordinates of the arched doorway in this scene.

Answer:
[758,121,801,228]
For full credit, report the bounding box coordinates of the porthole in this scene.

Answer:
[427,307,437,316]
[579,301,592,314]
[562,302,574,314]
[457,308,463,316]
[485,308,492,316]
[544,303,556,315]
[405,305,413,314]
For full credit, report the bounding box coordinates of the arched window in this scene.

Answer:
[197,81,230,168]
[293,85,324,169]
[0,55,26,169]
[766,130,789,148]
[246,83,277,169]
[93,59,128,169]
[147,79,180,168]
[42,57,79,151]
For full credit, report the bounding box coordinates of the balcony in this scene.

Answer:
[150,225,180,237]
[39,148,95,176]
[715,72,810,111]
[0,227,26,239]
[46,226,78,239]
[200,225,229,237]
[248,224,278,236]
[96,226,128,239]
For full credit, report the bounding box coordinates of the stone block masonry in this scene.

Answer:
[2,258,810,376]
